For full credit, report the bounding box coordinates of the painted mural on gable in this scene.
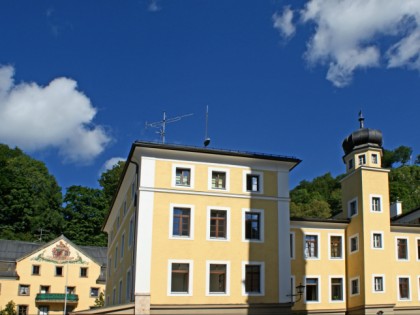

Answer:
[32,241,88,265]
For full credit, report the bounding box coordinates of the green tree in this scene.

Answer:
[0,144,63,241]
[62,186,108,246]
[414,154,420,165]
[393,146,413,165]
[98,161,125,206]
[93,292,105,307]
[0,300,17,315]
[389,165,420,213]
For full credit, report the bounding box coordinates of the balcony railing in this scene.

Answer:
[35,293,79,304]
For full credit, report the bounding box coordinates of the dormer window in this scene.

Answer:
[371,154,378,164]
[348,158,354,169]
[358,154,366,165]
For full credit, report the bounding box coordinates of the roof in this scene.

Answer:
[391,206,420,223]
[0,238,107,266]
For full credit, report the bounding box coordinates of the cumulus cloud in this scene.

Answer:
[98,157,126,176]
[272,6,296,39]
[0,65,111,163]
[273,0,420,87]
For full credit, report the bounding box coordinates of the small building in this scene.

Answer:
[0,235,107,315]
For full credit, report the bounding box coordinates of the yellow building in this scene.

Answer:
[290,115,420,315]
[0,235,107,315]
[96,141,300,315]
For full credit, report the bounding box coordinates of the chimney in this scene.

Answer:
[390,200,402,217]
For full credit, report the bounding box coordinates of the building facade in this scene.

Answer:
[0,235,106,315]
[100,142,300,315]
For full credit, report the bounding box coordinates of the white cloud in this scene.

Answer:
[0,65,111,163]
[148,0,161,12]
[99,157,126,176]
[275,0,420,87]
[272,6,295,39]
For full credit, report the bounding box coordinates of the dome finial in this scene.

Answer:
[358,110,365,128]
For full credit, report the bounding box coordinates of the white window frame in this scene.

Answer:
[395,237,409,261]
[169,204,195,240]
[370,195,383,213]
[371,231,384,250]
[416,238,420,262]
[348,197,358,218]
[242,208,264,243]
[358,154,366,165]
[329,276,345,303]
[167,260,193,296]
[242,170,264,194]
[172,164,195,189]
[397,276,411,301]
[290,232,295,260]
[349,234,359,254]
[328,233,344,260]
[372,274,385,293]
[304,232,320,260]
[241,261,265,296]
[304,276,321,304]
[205,260,230,296]
[208,167,230,191]
[371,153,378,164]
[350,276,360,297]
[206,206,230,241]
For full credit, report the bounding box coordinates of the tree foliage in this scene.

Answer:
[382,146,413,168]
[389,165,420,212]
[62,186,108,246]
[98,161,125,206]
[0,300,17,315]
[0,144,63,241]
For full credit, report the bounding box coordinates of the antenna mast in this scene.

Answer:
[146,111,193,144]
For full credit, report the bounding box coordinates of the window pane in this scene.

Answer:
[398,239,407,259]
[245,265,260,293]
[171,263,189,293]
[374,277,383,292]
[246,174,259,192]
[306,278,318,301]
[209,264,226,293]
[331,278,342,300]
[176,168,190,186]
[210,210,226,238]
[330,236,342,258]
[305,235,318,258]
[173,208,190,237]
[212,172,226,189]
[245,213,260,240]
[399,278,409,299]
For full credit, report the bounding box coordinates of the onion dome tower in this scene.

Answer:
[342,111,383,172]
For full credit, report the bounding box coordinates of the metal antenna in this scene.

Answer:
[204,105,211,147]
[145,111,193,144]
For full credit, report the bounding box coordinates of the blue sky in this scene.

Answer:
[0,0,419,191]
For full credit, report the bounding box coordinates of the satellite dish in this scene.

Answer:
[204,137,211,147]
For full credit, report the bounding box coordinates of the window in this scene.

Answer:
[55,266,63,276]
[121,234,125,258]
[32,265,40,275]
[348,199,358,217]
[90,287,99,297]
[373,276,384,292]
[38,306,48,315]
[208,263,227,294]
[246,174,261,192]
[290,233,295,259]
[19,285,30,296]
[330,235,342,259]
[117,215,120,229]
[66,286,75,294]
[80,267,88,277]
[397,238,408,260]
[305,278,319,302]
[40,286,49,294]
[398,277,410,300]
[243,263,264,295]
[17,305,28,315]
[170,262,191,295]
[212,171,226,189]
[172,207,191,237]
[175,168,191,186]
[131,179,136,200]
[350,235,359,253]
[372,154,378,164]
[348,158,353,169]
[351,277,359,296]
[114,246,118,269]
[305,234,319,258]
[128,217,134,247]
[243,209,264,242]
[126,270,132,302]
[331,278,343,301]
[118,280,122,304]
[123,200,127,216]
[371,196,382,212]
[358,154,366,165]
[209,210,227,239]
[372,233,383,249]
